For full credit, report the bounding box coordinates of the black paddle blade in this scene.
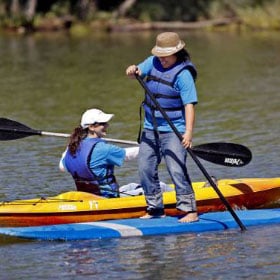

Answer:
[192,142,252,167]
[0,118,41,140]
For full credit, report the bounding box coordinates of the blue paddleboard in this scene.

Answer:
[0,209,280,241]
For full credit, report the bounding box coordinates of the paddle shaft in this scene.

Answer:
[5,128,138,145]
[135,74,247,231]
[0,118,251,167]
[43,131,138,145]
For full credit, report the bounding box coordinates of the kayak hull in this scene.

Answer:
[0,177,280,227]
[1,208,280,241]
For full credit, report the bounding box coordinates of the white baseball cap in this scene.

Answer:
[80,109,114,129]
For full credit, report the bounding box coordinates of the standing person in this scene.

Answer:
[126,32,199,222]
[59,108,139,198]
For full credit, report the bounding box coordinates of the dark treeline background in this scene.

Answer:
[0,0,279,31]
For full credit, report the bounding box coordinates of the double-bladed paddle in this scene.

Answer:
[135,74,247,231]
[0,117,137,145]
[192,142,251,167]
[0,118,251,167]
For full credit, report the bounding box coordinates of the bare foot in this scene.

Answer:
[179,212,199,223]
[140,213,166,219]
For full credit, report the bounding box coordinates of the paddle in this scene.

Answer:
[0,118,251,167]
[135,74,247,231]
[192,142,252,167]
[0,118,138,145]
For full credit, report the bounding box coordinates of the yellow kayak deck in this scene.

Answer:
[1,177,280,227]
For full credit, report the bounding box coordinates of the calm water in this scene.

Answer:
[0,29,280,279]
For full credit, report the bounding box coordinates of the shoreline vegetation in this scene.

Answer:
[0,0,279,35]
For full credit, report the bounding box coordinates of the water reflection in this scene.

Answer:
[31,225,280,279]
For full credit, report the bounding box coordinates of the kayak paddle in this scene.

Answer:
[135,74,247,231]
[0,118,137,145]
[0,118,251,167]
[192,142,252,167]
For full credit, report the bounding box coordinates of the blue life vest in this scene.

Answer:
[64,138,118,197]
[143,57,197,120]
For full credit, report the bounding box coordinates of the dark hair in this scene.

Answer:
[68,126,87,155]
[175,49,197,81]
[175,49,191,62]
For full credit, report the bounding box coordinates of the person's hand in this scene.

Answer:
[181,130,193,149]
[126,65,141,78]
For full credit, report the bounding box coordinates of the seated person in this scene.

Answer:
[59,108,139,198]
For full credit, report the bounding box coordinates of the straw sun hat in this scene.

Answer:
[151,32,186,57]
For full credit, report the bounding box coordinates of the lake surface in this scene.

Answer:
[0,29,279,279]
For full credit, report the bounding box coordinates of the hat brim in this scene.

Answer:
[81,113,114,129]
[96,113,114,123]
[151,41,185,57]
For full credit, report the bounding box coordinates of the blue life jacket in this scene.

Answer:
[143,57,197,120]
[64,138,118,197]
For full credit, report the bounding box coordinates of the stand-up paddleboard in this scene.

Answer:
[0,209,280,241]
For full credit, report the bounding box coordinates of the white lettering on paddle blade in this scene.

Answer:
[224,158,244,166]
